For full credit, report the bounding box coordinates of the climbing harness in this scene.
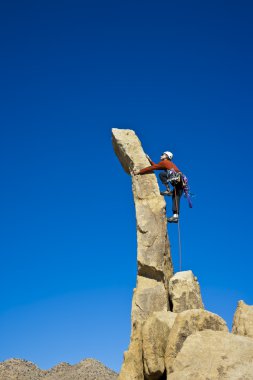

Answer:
[166,169,193,208]
[166,169,182,186]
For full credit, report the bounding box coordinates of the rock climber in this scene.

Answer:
[133,151,185,223]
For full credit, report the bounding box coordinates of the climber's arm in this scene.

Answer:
[136,161,167,175]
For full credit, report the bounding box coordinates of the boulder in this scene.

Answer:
[165,309,228,373]
[169,270,204,312]
[169,330,253,379]
[118,322,144,380]
[131,277,168,326]
[232,300,253,339]
[142,311,177,380]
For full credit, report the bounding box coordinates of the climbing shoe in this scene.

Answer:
[167,216,178,223]
[160,189,173,196]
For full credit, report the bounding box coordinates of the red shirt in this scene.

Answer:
[139,159,180,174]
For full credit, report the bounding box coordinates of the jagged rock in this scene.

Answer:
[45,362,73,378]
[142,311,177,380]
[165,309,228,373]
[0,358,117,380]
[131,276,168,325]
[168,330,253,379]
[232,300,253,339]
[112,128,174,379]
[112,128,173,287]
[169,270,204,312]
[118,322,144,380]
[112,128,253,379]
[69,359,117,379]
[0,359,43,380]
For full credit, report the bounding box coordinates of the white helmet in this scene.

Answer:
[162,151,173,160]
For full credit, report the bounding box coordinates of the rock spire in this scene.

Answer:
[112,128,174,313]
[112,128,253,380]
[112,128,174,379]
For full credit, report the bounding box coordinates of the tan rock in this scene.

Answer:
[131,277,168,326]
[135,198,172,284]
[165,309,228,373]
[112,128,174,379]
[118,322,144,380]
[112,129,173,380]
[142,311,177,380]
[232,300,253,339]
[0,358,118,380]
[112,128,173,286]
[0,359,42,380]
[169,330,253,380]
[169,270,204,313]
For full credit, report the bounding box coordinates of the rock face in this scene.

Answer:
[169,330,253,379]
[165,309,228,374]
[118,322,144,380]
[112,128,174,378]
[232,300,253,339]
[169,270,204,312]
[142,311,177,380]
[0,358,118,380]
[112,128,173,289]
[131,276,168,325]
[0,359,42,380]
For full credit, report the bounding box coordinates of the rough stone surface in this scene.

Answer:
[118,322,144,380]
[142,311,177,380]
[165,309,228,373]
[169,330,253,380]
[112,128,173,286]
[131,276,168,325]
[0,358,118,380]
[169,270,204,313]
[232,300,253,339]
[0,359,42,380]
[112,128,174,379]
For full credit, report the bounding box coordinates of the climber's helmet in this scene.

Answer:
[161,151,173,161]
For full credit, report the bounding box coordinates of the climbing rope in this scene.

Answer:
[174,187,182,271]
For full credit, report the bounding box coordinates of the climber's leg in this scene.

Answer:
[159,172,173,196]
[167,185,183,223]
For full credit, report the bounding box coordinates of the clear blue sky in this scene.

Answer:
[0,0,253,373]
